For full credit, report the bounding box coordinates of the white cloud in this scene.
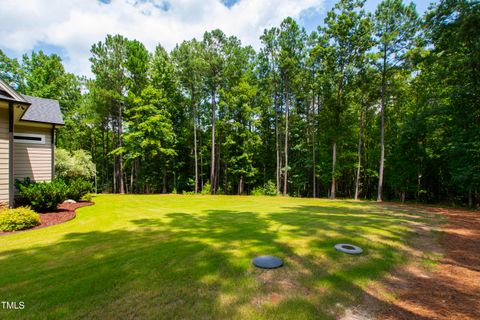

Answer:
[0,0,325,76]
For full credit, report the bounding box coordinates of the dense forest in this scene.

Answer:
[0,0,478,207]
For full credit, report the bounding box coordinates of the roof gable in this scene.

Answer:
[0,77,64,126]
[0,78,29,104]
[21,95,65,125]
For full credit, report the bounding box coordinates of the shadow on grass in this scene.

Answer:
[0,202,445,319]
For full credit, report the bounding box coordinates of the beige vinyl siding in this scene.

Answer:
[14,126,52,183]
[0,107,8,202]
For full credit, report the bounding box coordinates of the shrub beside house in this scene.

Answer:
[15,149,96,212]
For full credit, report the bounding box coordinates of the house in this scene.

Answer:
[0,78,64,208]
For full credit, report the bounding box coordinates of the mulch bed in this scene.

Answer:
[0,201,93,236]
[373,205,480,320]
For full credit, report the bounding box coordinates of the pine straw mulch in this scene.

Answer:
[0,201,93,236]
[343,203,480,320]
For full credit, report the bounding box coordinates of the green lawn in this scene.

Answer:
[0,195,422,319]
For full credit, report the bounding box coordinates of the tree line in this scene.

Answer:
[1,0,478,207]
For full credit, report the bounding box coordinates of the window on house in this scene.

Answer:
[14,133,46,144]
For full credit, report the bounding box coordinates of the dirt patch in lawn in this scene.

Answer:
[343,203,480,320]
[1,201,93,236]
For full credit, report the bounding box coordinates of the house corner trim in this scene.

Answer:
[8,102,14,208]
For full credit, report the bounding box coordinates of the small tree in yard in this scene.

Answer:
[55,148,96,180]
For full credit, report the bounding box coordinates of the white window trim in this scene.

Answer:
[13,133,46,144]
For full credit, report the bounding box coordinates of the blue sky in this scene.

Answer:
[0,0,435,76]
[300,0,434,33]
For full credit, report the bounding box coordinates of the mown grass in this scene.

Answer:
[0,195,422,319]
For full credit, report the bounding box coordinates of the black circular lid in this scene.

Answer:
[252,255,284,269]
[334,243,363,254]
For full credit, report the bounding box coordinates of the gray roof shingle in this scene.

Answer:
[0,78,64,126]
[21,95,65,125]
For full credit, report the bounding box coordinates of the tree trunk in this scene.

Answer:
[279,104,283,194]
[200,128,204,189]
[173,162,177,193]
[105,120,110,192]
[111,118,116,194]
[331,142,337,199]
[224,162,228,194]
[283,82,289,196]
[355,105,365,200]
[238,176,244,195]
[124,171,128,194]
[130,162,134,194]
[274,88,281,194]
[118,104,125,194]
[91,132,95,163]
[377,49,387,202]
[210,92,216,194]
[317,94,321,197]
[468,187,473,208]
[331,67,344,200]
[101,122,106,192]
[135,158,140,193]
[91,129,96,177]
[312,93,316,198]
[192,88,199,194]
[162,160,167,194]
[215,130,222,193]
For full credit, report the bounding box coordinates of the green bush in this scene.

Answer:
[251,187,262,196]
[65,178,94,201]
[55,148,96,179]
[82,193,93,202]
[16,179,68,211]
[0,207,40,231]
[201,182,211,195]
[251,181,278,196]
